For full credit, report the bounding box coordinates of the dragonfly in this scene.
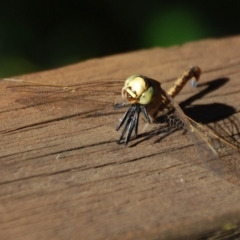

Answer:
[2,67,240,184]
[114,67,201,145]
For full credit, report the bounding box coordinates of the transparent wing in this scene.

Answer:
[0,78,128,146]
[1,79,123,115]
[142,94,240,185]
[201,116,240,182]
[189,117,240,184]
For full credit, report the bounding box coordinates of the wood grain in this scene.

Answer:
[1,36,240,239]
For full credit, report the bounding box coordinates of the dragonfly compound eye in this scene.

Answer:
[138,84,154,105]
[122,75,154,105]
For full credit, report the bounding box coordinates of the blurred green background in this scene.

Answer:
[0,0,239,77]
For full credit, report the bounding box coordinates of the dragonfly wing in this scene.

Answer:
[176,105,240,184]
[0,79,126,144]
[149,92,240,185]
[187,118,227,176]
[203,117,240,182]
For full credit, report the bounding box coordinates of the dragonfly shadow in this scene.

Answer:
[180,77,229,107]
[180,77,240,148]
[180,78,236,124]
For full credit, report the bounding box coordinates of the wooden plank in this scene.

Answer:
[1,36,240,239]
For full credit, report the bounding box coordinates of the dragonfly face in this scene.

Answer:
[122,75,155,105]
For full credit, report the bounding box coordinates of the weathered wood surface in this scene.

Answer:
[1,36,240,239]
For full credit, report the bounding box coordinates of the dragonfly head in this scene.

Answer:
[121,75,155,105]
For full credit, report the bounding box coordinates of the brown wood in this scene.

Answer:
[1,36,240,239]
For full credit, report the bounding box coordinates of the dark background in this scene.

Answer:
[0,0,239,77]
